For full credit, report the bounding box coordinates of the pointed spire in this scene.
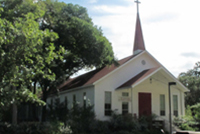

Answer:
[133,0,145,55]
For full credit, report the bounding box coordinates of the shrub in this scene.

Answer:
[0,122,49,134]
[59,125,72,134]
[0,121,72,134]
[0,106,12,122]
[174,117,197,131]
[112,130,133,134]
[47,98,69,123]
[68,103,95,134]
[191,103,200,123]
[89,120,110,134]
[108,113,140,132]
[173,105,198,131]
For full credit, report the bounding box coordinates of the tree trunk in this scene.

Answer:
[12,103,17,125]
[41,85,47,122]
[32,81,37,121]
[12,86,17,125]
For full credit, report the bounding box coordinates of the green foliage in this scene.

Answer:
[38,0,117,121]
[174,117,197,131]
[108,113,140,132]
[59,124,72,134]
[46,99,166,134]
[0,0,117,122]
[47,98,69,122]
[0,104,12,122]
[173,105,198,131]
[0,122,72,134]
[0,0,46,21]
[68,103,95,134]
[191,103,200,123]
[177,62,200,130]
[50,121,72,134]
[47,100,95,134]
[0,0,61,110]
[1,102,165,134]
[108,113,161,133]
[38,0,117,88]
[0,121,165,134]
[178,62,200,106]
[88,120,110,134]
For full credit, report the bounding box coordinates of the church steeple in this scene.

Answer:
[133,0,145,55]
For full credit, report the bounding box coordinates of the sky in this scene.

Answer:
[61,0,200,77]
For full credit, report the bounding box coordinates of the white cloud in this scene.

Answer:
[74,0,200,77]
[93,5,134,15]
[88,0,98,4]
[181,52,200,58]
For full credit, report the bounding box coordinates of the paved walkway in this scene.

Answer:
[174,131,200,134]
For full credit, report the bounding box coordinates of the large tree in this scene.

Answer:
[0,0,61,123]
[0,0,117,122]
[38,0,117,121]
[178,62,200,106]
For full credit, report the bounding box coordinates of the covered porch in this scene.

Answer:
[113,67,189,130]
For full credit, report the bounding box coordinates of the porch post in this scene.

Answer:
[131,87,133,115]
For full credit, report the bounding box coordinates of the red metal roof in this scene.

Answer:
[59,53,142,91]
[117,67,159,89]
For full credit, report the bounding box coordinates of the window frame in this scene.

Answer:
[173,95,178,117]
[122,92,129,97]
[160,94,166,116]
[104,91,112,116]
[122,102,129,115]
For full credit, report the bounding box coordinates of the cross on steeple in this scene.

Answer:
[135,0,141,13]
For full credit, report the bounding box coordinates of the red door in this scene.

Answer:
[139,93,152,117]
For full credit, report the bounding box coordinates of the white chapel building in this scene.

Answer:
[47,2,189,130]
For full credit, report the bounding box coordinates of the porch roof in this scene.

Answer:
[116,67,189,92]
[117,67,159,89]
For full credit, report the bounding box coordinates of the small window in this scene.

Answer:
[160,94,165,116]
[122,102,129,115]
[122,92,129,97]
[173,95,178,117]
[83,92,86,108]
[105,92,112,116]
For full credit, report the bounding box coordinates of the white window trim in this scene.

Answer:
[160,94,166,116]
[104,91,112,116]
[172,94,179,117]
